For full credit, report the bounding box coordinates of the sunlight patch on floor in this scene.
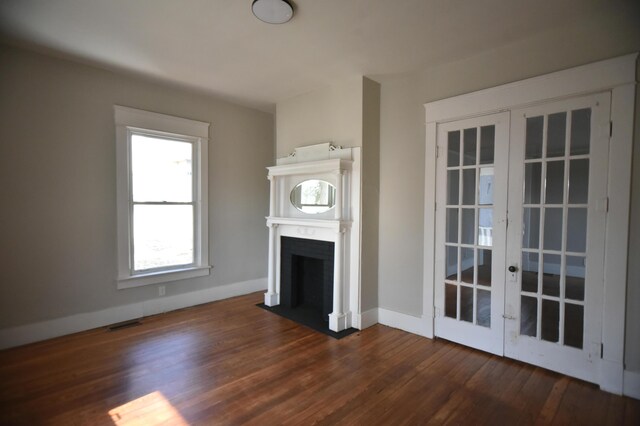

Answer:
[109,391,188,425]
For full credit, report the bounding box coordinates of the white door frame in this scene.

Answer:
[423,53,637,394]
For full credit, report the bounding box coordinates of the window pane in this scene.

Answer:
[445,284,457,318]
[543,208,563,251]
[541,299,560,343]
[523,208,540,249]
[448,131,460,167]
[478,249,492,286]
[521,251,539,293]
[463,128,477,165]
[545,161,565,204]
[446,208,459,243]
[526,116,543,159]
[477,289,491,328]
[447,170,459,205]
[478,167,494,205]
[480,125,495,164]
[547,112,567,158]
[461,248,474,284]
[524,163,542,204]
[568,159,589,204]
[542,254,561,297]
[132,134,193,202]
[462,169,476,205]
[564,303,584,349]
[446,246,458,281]
[567,208,587,253]
[570,108,591,155]
[133,205,194,271]
[478,208,493,247]
[521,296,537,337]
[461,209,475,245]
[460,286,473,322]
[566,256,585,301]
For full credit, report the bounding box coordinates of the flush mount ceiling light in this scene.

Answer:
[252,0,294,24]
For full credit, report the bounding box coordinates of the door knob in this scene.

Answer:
[508,265,518,273]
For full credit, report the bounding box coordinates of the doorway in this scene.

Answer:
[434,93,611,383]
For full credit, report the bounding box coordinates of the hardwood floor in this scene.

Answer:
[1,292,638,425]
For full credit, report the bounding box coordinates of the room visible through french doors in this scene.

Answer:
[434,92,610,383]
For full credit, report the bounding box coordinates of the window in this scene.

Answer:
[115,106,210,288]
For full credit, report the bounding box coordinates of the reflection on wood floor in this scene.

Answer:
[0,292,638,425]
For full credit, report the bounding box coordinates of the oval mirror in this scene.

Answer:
[290,179,336,214]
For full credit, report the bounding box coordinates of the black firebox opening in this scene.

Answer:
[280,237,334,322]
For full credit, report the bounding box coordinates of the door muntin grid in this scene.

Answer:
[444,125,495,328]
[519,108,591,349]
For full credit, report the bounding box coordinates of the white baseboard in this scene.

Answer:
[0,277,267,350]
[378,308,429,337]
[357,308,379,330]
[624,369,640,400]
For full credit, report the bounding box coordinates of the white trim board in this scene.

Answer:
[357,308,379,330]
[352,307,427,336]
[378,308,429,337]
[624,370,640,400]
[0,278,267,350]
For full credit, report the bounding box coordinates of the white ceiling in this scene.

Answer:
[0,0,634,111]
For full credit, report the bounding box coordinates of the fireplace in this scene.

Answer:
[264,143,363,332]
[280,237,334,321]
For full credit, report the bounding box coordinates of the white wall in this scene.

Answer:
[376,5,640,369]
[361,77,381,312]
[276,77,363,157]
[0,44,273,331]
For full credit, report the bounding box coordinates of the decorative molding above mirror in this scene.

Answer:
[277,142,349,165]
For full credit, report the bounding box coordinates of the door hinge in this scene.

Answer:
[601,343,604,359]
[609,121,613,138]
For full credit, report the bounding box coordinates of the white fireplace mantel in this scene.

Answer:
[264,143,362,332]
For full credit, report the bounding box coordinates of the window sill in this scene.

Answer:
[117,266,211,289]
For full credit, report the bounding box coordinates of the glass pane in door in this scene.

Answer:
[519,108,592,348]
[444,126,495,328]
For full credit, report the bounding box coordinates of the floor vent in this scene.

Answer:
[107,319,142,331]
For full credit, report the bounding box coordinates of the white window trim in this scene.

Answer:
[115,106,210,289]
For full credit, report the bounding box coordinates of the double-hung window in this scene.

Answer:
[115,106,210,288]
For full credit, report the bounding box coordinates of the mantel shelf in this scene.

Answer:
[268,158,352,177]
[266,216,352,230]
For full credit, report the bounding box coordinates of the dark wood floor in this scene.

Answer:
[0,292,638,425]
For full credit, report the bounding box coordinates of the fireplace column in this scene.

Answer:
[265,175,278,306]
[329,226,347,331]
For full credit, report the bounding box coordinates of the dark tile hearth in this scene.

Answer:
[256,303,358,339]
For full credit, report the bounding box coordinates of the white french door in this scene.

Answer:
[435,92,611,382]
[434,112,509,356]
[504,93,610,383]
